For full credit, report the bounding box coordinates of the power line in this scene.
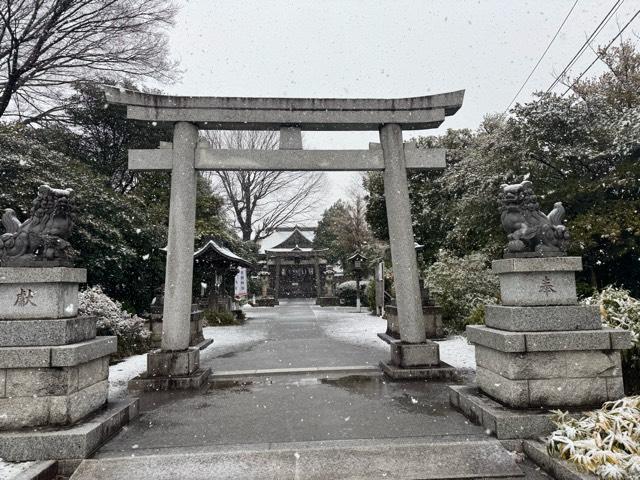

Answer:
[547,0,624,92]
[502,0,579,114]
[562,8,640,96]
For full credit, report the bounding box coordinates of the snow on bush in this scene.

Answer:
[546,396,640,479]
[584,286,640,348]
[585,286,640,394]
[79,286,151,359]
[336,280,368,307]
[425,250,499,332]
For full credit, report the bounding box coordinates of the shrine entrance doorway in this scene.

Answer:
[280,264,315,298]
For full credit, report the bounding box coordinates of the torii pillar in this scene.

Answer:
[105,87,464,388]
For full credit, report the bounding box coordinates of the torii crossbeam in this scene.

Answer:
[104,86,464,387]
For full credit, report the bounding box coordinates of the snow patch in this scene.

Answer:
[436,335,476,369]
[0,459,37,479]
[319,311,388,351]
[200,325,268,363]
[108,353,147,401]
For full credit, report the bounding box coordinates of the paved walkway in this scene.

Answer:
[200,299,389,372]
[77,300,549,479]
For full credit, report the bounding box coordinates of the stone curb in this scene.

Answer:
[523,440,597,480]
[210,365,381,379]
[70,437,523,479]
[12,460,58,480]
[448,385,557,440]
[0,399,139,462]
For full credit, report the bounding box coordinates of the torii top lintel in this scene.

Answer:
[103,86,464,131]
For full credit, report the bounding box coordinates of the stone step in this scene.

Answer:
[0,399,139,462]
[70,437,524,479]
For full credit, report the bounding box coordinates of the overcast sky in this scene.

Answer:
[154,0,639,215]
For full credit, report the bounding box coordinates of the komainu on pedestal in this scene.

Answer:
[499,180,569,257]
[0,184,77,267]
[0,185,136,462]
[451,181,633,440]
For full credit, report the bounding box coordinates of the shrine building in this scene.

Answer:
[258,226,328,299]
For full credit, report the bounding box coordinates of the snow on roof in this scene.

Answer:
[265,247,315,253]
[194,239,254,268]
[257,226,316,254]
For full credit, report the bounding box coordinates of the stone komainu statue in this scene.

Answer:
[0,185,76,267]
[499,180,569,256]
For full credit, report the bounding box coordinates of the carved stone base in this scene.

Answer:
[0,336,116,430]
[380,361,457,380]
[146,304,205,349]
[128,347,210,392]
[0,399,139,461]
[315,296,340,307]
[128,368,211,392]
[384,305,444,339]
[449,385,558,440]
[254,297,277,307]
[0,267,86,319]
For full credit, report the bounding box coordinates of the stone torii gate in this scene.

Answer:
[104,87,464,388]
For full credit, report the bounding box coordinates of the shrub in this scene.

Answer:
[465,303,492,326]
[546,396,640,479]
[336,280,369,307]
[203,309,242,326]
[78,286,151,359]
[425,250,499,333]
[584,286,640,394]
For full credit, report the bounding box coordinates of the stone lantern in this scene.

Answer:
[316,264,340,307]
[255,266,276,307]
[257,266,271,298]
[348,251,368,312]
[324,265,336,297]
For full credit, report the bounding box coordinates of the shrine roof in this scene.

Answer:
[258,226,316,254]
[193,239,254,269]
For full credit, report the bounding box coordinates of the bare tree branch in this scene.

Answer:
[202,130,327,242]
[0,0,178,123]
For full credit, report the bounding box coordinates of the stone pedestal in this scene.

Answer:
[0,268,116,430]
[378,303,452,379]
[383,305,444,339]
[378,335,456,380]
[452,257,632,438]
[128,347,210,392]
[147,303,208,349]
[315,296,340,307]
[254,297,277,307]
[0,267,136,461]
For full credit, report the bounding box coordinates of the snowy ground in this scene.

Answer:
[108,352,147,401]
[200,324,268,362]
[107,321,269,400]
[0,459,37,479]
[317,309,388,351]
[318,309,476,370]
[108,306,476,400]
[437,335,476,370]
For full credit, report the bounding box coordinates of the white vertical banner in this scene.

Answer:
[234,267,248,298]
